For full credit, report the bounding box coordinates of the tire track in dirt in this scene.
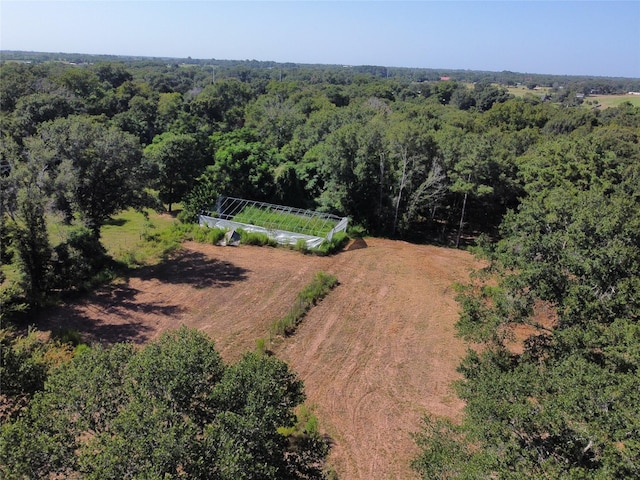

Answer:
[276,238,477,479]
[36,238,478,479]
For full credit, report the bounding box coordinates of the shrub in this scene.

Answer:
[347,224,367,238]
[51,226,111,292]
[294,238,308,253]
[50,328,83,347]
[270,271,338,337]
[238,229,277,247]
[205,227,226,245]
[310,231,350,256]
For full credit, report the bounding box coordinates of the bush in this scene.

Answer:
[310,231,350,256]
[51,227,111,292]
[294,238,308,253]
[347,224,367,238]
[238,229,277,247]
[270,271,338,337]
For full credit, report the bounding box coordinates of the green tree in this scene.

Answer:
[25,116,154,237]
[386,117,444,236]
[144,132,203,212]
[246,87,306,149]
[11,91,76,140]
[413,124,640,479]
[0,62,37,112]
[92,62,132,89]
[315,122,380,230]
[472,82,512,112]
[204,128,281,201]
[0,329,75,423]
[189,79,254,133]
[156,91,184,132]
[446,134,495,247]
[0,327,329,479]
[9,175,53,308]
[112,93,158,144]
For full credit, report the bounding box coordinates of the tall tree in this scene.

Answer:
[205,127,281,201]
[386,118,443,236]
[144,132,202,212]
[5,155,54,308]
[413,124,640,479]
[446,134,495,247]
[26,116,153,237]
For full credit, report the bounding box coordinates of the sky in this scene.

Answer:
[1,1,639,78]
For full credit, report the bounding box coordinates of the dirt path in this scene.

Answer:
[37,238,477,479]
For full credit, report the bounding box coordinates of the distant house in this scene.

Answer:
[440,76,451,81]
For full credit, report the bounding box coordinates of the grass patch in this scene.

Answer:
[586,94,640,109]
[270,271,338,337]
[101,209,182,267]
[237,228,278,247]
[50,328,83,346]
[507,85,553,98]
[101,209,175,258]
[232,205,339,238]
[180,224,226,245]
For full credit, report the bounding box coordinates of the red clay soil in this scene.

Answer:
[37,238,478,480]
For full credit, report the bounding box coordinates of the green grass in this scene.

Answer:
[101,210,174,255]
[507,85,553,98]
[101,209,178,266]
[236,229,278,247]
[270,271,338,337]
[586,94,640,109]
[308,231,350,256]
[232,206,339,238]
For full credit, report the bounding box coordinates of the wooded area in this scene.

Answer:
[1,53,639,478]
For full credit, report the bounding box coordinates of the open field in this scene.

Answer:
[588,94,640,108]
[507,85,553,97]
[35,237,478,479]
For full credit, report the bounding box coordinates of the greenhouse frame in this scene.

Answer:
[199,196,349,249]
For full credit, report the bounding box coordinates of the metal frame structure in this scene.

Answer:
[199,196,348,248]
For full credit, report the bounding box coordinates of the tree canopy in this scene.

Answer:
[0,327,329,479]
[412,115,640,479]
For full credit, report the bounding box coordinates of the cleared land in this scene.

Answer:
[36,238,478,479]
[588,94,640,108]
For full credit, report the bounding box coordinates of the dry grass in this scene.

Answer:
[35,238,479,479]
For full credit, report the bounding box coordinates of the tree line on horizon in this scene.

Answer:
[3,49,640,92]
[1,55,639,478]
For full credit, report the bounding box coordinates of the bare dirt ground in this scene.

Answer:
[37,237,478,480]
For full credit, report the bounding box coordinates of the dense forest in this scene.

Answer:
[1,52,639,478]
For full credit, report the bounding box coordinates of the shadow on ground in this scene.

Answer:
[36,250,251,344]
[131,250,250,288]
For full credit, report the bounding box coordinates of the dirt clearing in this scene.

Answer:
[37,237,478,479]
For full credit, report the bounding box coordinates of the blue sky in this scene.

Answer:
[2,1,639,77]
